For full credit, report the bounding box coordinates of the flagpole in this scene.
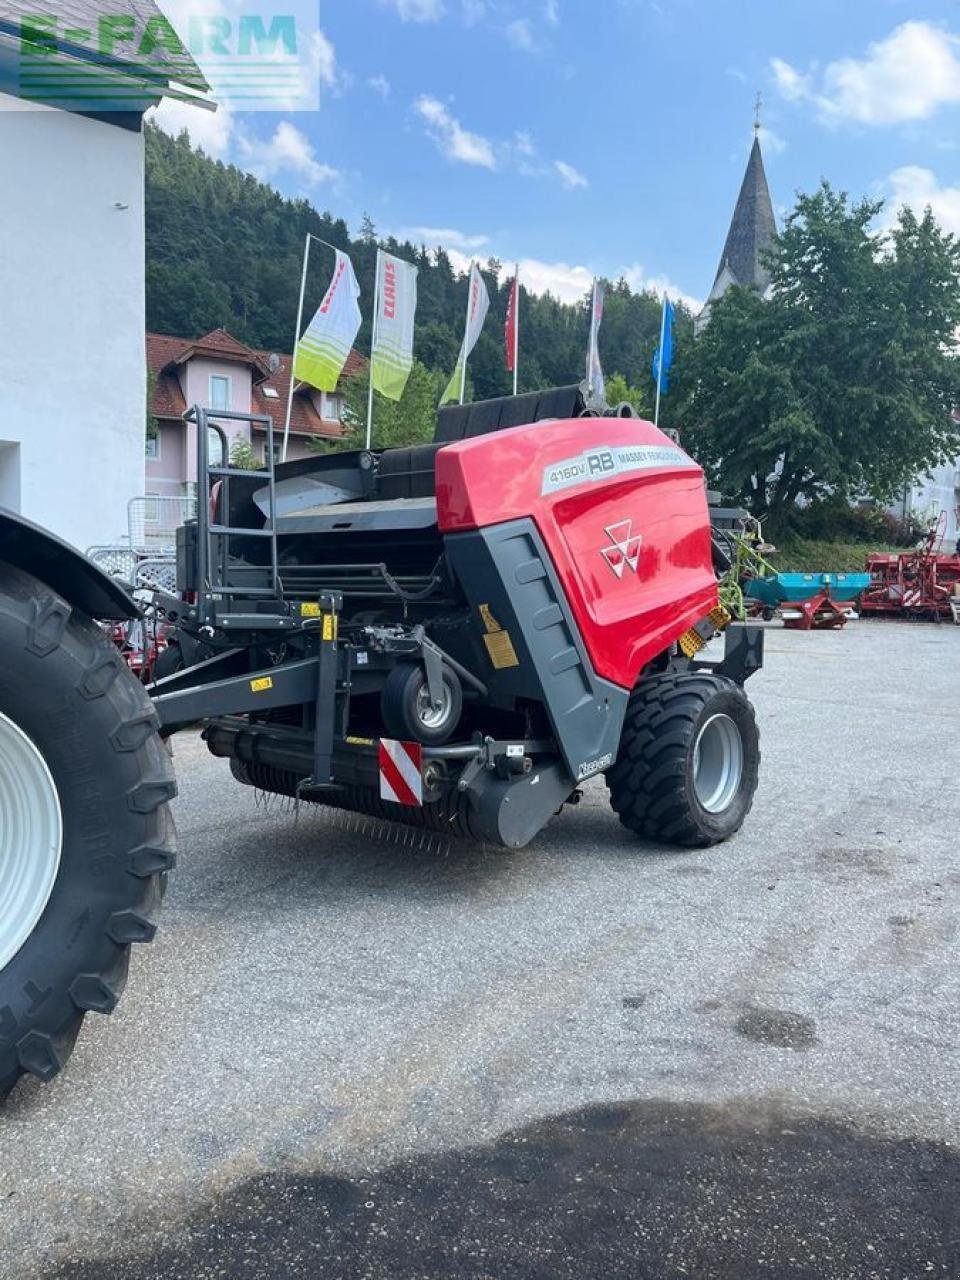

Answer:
[654,294,668,429]
[512,264,520,397]
[283,235,313,463]
[365,248,381,451]
[459,262,473,406]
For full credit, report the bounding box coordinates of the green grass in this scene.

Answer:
[767,537,905,573]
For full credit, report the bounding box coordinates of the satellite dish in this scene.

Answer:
[268,353,281,374]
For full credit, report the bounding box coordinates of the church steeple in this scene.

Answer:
[697,117,778,330]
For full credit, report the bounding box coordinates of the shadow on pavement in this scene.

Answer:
[45,1097,960,1279]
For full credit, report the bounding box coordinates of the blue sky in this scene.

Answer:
[154,1,960,306]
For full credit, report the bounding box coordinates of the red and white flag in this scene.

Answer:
[505,268,519,375]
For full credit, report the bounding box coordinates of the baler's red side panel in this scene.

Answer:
[436,418,718,689]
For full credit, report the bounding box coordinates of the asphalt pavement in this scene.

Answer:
[2,620,959,1279]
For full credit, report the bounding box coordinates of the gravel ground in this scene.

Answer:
[2,620,959,1278]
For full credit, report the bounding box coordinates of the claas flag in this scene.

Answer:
[442,263,491,405]
[293,250,362,392]
[371,250,418,401]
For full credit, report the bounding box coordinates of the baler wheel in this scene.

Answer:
[0,564,176,1101]
[381,662,463,746]
[606,672,759,848]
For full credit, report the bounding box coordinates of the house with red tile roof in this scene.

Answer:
[145,328,366,504]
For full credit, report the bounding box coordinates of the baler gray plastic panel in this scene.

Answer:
[444,520,628,783]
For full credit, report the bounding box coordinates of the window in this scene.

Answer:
[145,432,160,461]
[264,441,283,465]
[209,375,231,411]
[144,494,160,523]
[321,392,341,419]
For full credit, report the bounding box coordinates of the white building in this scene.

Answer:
[0,2,210,550]
[893,424,960,546]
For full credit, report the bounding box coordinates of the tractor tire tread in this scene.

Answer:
[0,564,176,1102]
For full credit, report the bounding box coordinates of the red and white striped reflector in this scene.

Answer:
[378,738,423,807]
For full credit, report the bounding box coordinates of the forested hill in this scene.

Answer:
[144,125,689,404]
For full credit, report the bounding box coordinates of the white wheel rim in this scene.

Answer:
[0,710,63,972]
[693,713,744,814]
[415,680,452,731]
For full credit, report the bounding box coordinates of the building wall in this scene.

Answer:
[907,464,959,546]
[146,421,187,490]
[182,357,254,483]
[0,96,146,549]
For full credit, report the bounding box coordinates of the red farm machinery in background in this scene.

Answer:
[860,511,960,621]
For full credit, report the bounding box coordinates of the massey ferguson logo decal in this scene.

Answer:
[601,520,642,578]
[541,444,698,495]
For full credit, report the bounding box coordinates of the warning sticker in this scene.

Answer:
[484,629,520,670]
[479,603,502,634]
[250,677,274,693]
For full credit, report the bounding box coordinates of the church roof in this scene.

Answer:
[708,135,777,300]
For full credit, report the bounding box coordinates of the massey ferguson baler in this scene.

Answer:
[150,385,763,850]
[0,385,763,1100]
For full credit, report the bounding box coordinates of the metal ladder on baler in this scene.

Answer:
[185,404,282,630]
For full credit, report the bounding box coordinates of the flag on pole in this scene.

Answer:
[585,279,605,405]
[293,249,362,392]
[505,268,519,373]
[442,263,491,405]
[371,250,418,401]
[651,297,675,394]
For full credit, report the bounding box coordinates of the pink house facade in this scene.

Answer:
[146,328,365,511]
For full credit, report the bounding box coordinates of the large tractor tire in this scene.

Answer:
[607,672,759,848]
[0,564,176,1101]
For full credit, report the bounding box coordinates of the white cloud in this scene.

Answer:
[402,226,491,251]
[462,0,486,24]
[770,56,810,103]
[554,159,588,189]
[149,98,235,156]
[622,265,702,314]
[771,22,960,126]
[312,30,339,92]
[236,121,340,189]
[413,95,496,168]
[412,233,700,308]
[544,0,560,25]
[756,125,786,155]
[883,165,960,237]
[506,18,536,51]
[368,74,391,99]
[382,0,445,20]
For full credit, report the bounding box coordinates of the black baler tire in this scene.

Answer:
[607,672,759,848]
[152,640,185,682]
[381,662,462,746]
[0,564,176,1102]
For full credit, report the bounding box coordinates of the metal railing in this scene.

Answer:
[186,404,280,625]
[128,494,197,551]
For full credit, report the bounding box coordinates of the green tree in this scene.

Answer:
[230,437,262,470]
[605,373,651,417]
[334,361,446,451]
[681,182,960,524]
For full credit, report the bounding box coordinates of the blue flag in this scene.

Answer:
[651,298,675,394]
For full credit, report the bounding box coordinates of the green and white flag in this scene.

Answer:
[442,263,491,405]
[293,249,362,392]
[371,250,419,401]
